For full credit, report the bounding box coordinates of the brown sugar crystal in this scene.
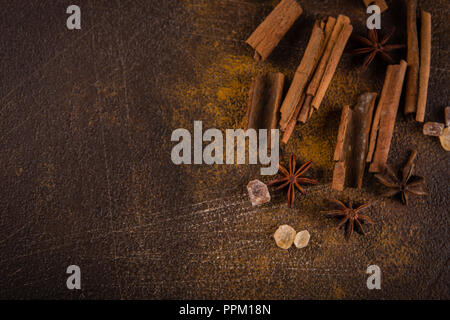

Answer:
[423,122,444,137]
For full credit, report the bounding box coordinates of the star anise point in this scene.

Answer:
[374,150,427,205]
[323,200,374,241]
[348,27,404,71]
[268,154,318,208]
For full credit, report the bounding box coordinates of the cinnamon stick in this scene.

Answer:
[351,92,377,188]
[311,23,353,110]
[244,79,255,130]
[445,107,450,127]
[333,105,351,162]
[308,104,315,119]
[369,61,408,173]
[282,94,305,144]
[332,161,346,191]
[297,16,336,124]
[306,15,350,103]
[416,10,431,122]
[245,73,285,132]
[404,0,419,115]
[298,95,312,123]
[319,16,337,58]
[279,24,324,130]
[362,0,388,13]
[331,93,377,190]
[246,0,303,61]
[366,67,398,163]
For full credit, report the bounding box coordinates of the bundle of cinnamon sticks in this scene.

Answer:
[243,0,303,138]
[404,0,432,122]
[244,2,353,145]
[331,60,408,190]
[280,15,353,143]
[243,0,435,191]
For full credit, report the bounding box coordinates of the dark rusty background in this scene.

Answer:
[0,0,448,299]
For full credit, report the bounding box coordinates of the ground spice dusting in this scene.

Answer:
[170,1,368,201]
[0,0,447,302]
[286,67,362,173]
[171,53,272,129]
[162,0,439,299]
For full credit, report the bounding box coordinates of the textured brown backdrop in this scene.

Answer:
[0,0,448,299]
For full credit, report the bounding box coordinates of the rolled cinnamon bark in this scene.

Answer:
[298,95,312,123]
[369,61,408,173]
[404,0,419,115]
[319,16,337,59]
[306,15,350,105]
[366,67,396,163]
[245,73,285,132]
[351,92,377,188]
[279,24,324,130]
[311,23,353,110]
[281,94,305,144]
[296,17,337,124]
[333,105,351,162]
[331,93,377,190]
[445,107,450,127]
[332,162,346,191]
[246,0,303,61]
[416,10,431,122]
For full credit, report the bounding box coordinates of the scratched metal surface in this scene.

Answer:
[0,0,448,299]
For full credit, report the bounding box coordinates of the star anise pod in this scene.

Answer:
[347,27,404,71]
[322,200,374,241]
[374,150,428,205]
[268,154,318,208]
